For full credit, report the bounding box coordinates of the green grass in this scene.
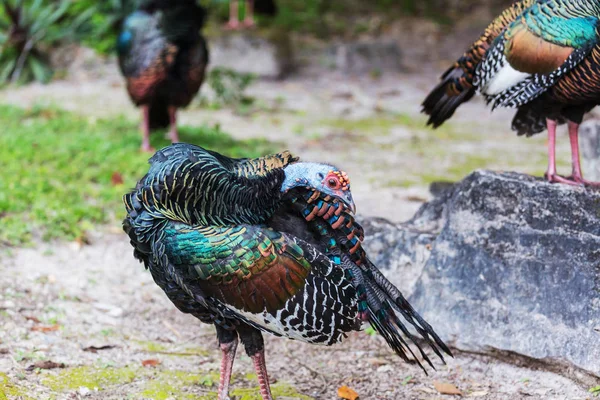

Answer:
[0,104,278,247]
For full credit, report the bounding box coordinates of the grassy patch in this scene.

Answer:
[139,370,219,400]
[0,373,33,400]
[0,104,278,246]
[42,366,137,391]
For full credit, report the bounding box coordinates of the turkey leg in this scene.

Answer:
[216,327,238,400]
[225,0,240,29]
[240,327,273,400]
[140,105,155,153]
[545,119,578,185]
[568,121,600,186]
[243,0,255,27]
[168,106,179,143]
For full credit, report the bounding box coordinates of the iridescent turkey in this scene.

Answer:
[423,0,600,186]
[117,0,208,152]
[123,143,451,400]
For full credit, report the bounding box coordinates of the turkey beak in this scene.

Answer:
[342,191,356,215]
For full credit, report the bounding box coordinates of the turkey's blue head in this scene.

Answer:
[281,162,356,214]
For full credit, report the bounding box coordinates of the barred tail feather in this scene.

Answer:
[363,259,452,373]
[422,66,476,128]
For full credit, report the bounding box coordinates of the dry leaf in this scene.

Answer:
[434,382,463,396]
[83,345,117,353]
[366,357,388,367]
[26,361,66,371]
[111,172,124,186]
[142,359,161,367]
[469,391,489,397]
[31,325,60,333]
[24,315,41,323]
[406,195,428,203]
[338,385,359,400]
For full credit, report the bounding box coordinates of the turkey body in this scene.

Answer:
[117,0,209,152]
[123,143,451,400]
[423,0,600,186]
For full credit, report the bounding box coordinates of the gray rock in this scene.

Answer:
[580,120,600,182]
[208,31,294,79]
[363,170,600,382]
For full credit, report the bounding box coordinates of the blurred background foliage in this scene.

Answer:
[0,0,514,86]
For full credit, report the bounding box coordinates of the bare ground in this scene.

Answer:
[0,57,596,399]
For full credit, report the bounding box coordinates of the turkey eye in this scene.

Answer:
[328,179,336,187]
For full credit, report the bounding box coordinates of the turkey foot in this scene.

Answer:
[566,121,600,187]
[225,0,241,30]
[544,173,582,186]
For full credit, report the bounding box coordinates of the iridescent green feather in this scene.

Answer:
[162,222,311,284]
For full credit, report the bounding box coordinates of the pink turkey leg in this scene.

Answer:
[168,106,179,143]
[545,119,578,186]
[140,105,155,153]
[568,121,600,186]
[218,338,238,400]
[251,349,273,400]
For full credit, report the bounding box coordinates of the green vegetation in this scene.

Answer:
[66,0,137,54]
[0,104,277,246]
[42,366,137,391]
[139,370,219,400]
[0,0,92,85]
[0,373,32,400]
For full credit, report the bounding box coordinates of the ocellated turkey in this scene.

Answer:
[117,0,209,152]
[123,143,451,400]
[423,0,600,186]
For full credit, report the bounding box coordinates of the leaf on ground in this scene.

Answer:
[199,375,214,386]
[26,361,66,371]
[0,348,9,354]
[434,382,463,396]
[24,315,41,323]
[401,375,414,386]
[141,359,161,367]
[111,171,124,186]
[338,385,359,400]
[82,345,118,353]
[366,357,388,367]
[31,324,60,332]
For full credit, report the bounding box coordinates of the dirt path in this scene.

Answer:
[0,60,594,399]
[0,231,591,400]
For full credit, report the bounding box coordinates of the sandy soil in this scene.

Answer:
[0,52,596,399]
